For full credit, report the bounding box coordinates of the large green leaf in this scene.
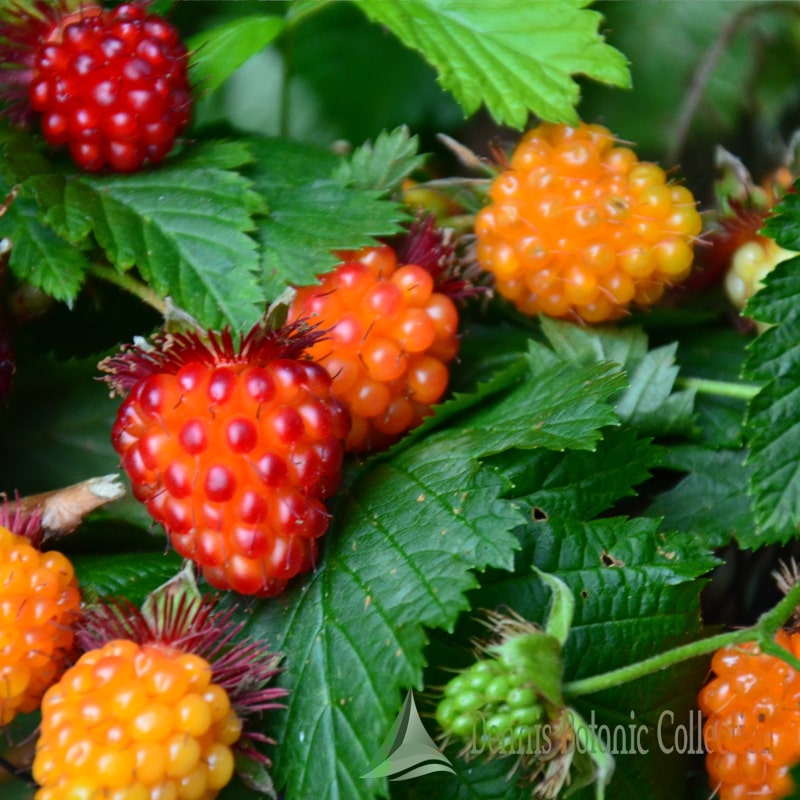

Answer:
[4,140,265,330]
[646,446,756,549]
[243,353,622,800]
[741,193,800,542]
[537,318,695,436]
[357,0,630,126]
[248,138,408,298]
[414,516,713,800]
[187,15,285,93]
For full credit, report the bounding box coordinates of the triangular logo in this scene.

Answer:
[361,690,455,781]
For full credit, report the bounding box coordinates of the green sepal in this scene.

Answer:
[535,567,575,647]
[564,707,615,800]
[490,632,564,709]
[141,560,201,631]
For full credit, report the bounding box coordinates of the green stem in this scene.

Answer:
[675,375,761,400]
[564,579,800,698]
[88,263,167,315]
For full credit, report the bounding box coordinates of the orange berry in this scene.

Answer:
[288,218,462,451]
[699,630,800,799]
[0,524,80,725]
[476,121,702,322]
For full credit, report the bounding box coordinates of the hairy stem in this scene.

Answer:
[675,375,760,400]
[564,578,800,697]
[88,263,167,315]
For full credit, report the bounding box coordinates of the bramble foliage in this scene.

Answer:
[4,2,800,800]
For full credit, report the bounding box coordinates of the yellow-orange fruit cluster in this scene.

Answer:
[34,639,241,800]
[475,122,703,322]
[288,245,460,451]
[0,524,80,725]
[699,630,800,800]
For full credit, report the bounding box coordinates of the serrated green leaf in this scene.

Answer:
[60,148,264,330]
[247,137,408,298]
[742,255,800,542]
[334,126,426,195]
[452,356,624,458]
[491,427,659,521]
[72,551,183,605]
[762,187,800,251]
[423,516,712,800]
[646,446,756,549]
[357,0,630,127]
[538,318,695,436]
[250,443,522,800]
[187,15,285,94]
[241,345,622,800]
[0,187,87,304]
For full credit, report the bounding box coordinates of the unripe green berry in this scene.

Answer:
[450,712,476,739]
[444,674,471,698]
[511,704,543,727]
[453,690,484,714]
[435,697,458,729]
[485,676,511,703]
[507,686,537,709]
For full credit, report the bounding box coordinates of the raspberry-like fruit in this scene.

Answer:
[100,322,350,597]
[436,656,544,751]
[0,1,192,172]
[475,121,703,322]
[0,514,80,726]
[699,630,800,800]
[33,590,285,800]
[724,237,797,311]
[287,217,461,451]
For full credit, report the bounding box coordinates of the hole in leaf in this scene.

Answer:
[600,550,624,568]
[531,507,548,522]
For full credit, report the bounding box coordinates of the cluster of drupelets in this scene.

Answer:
[3,2,800,799]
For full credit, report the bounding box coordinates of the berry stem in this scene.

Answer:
[564,577,800,697]
[675,375,761,400]
[88,263,167,315]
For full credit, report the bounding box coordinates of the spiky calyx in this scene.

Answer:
[33,591,285,800]
[100,321,350,597]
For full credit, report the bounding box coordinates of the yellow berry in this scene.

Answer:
[34,641,241,800]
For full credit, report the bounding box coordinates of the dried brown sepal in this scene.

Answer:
[98,318,327,397]
[1,474,124,541]
[0,491,42,544]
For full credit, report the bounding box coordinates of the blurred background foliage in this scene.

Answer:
[168,0,800,201]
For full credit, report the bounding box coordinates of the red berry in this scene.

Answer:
[287,218,462,451]
[699,630,800,799]
[100,323,350,597]
[475,121,702,322]
[0,2,191,172]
